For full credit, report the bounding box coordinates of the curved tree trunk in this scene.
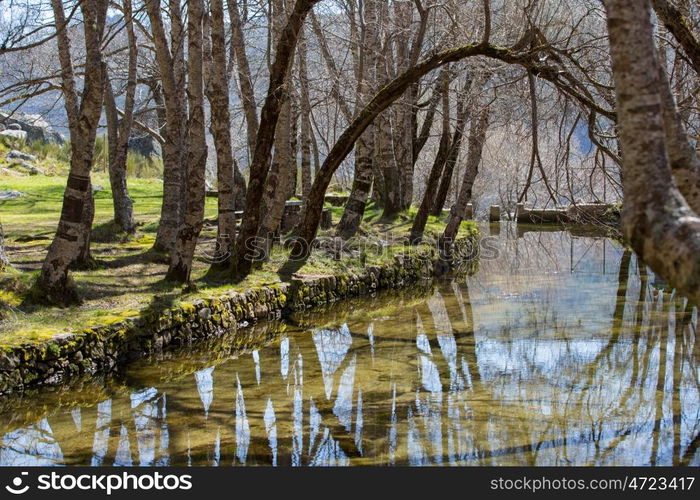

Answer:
[651,0,700,76]
[440,105,490,252]
[605,0,700,303]
[36,0,108,305]
[410,67,452,243]
[656,54,700,213]
[166,0,207,283]
[292,42,568,250]
[233,0,321,278]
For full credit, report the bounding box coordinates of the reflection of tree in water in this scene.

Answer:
[0,232,697,466]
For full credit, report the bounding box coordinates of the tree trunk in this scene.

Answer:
[36,0,108,305]
[335,0,381,239]
[410,67,451,243]
[656,53,700,213]
[0,222,9,271]
[103,0,137,235]
[205,0,237,265]
[651,0,700,76]
[233,161,247,211]
[73,190,95,268]
[392,0,416,211]
[166,0,207,283]
[605,0,700,303]
[233,0,321,278]
[440,105,490,251]
[298,26,313,198]
[259,0,295,246]
[431,77,480,216]
[227,0,259,156]
[148,0,187,253]
[293,43,545,250]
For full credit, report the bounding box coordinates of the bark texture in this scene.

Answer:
[205,0,237,264]
[410,67,452,243]
[36,0,108,305]
[103,0,137,235]
[441,105,490,248]
[166,0,208,283]
[233,0,321,278]
[605,0,700,303]
[147,0,187,252]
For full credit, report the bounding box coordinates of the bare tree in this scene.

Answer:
[166,0,208,283]
[205,0,237,266]
[605,0,700,302]
[146,0,188,252]
[232,0,322,278]
[35,0,109,305]
[441,104,490,249]
[103,0,137,235]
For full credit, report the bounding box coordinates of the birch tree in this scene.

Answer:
[104,0,137,235]
[166,0,208,283]
[604,0,700,303]
[35,0,109,305]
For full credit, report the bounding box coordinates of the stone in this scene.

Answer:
[0,110,64,143]
[7,149,37,162]
[320,209,333,230]
[128,133,161,158]
[489,205,501,222]
[0,129,27,140]
[0,352,19,371]
[0,190,25,200]
[465,203,473,219]
[9,159,45,175]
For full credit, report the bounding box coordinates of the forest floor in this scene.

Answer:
[0,138,478,347]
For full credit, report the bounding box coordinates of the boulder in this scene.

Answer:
[0,129,27,141]
[7,150,37,162]
[0,110,64,144]
[9,160,44,175]
[0,190,25,200]
[128,134,161,158]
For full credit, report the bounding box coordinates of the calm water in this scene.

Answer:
[1,224,698,466]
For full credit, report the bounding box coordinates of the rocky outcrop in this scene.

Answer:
[0,235,479,395]
[0,111,64,144]
[128,134,162,158]
[6,150,37,162]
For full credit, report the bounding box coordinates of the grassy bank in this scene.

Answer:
[0,140,478,348]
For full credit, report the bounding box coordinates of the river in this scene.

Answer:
[0,224,698,466]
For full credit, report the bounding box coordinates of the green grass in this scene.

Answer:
[0,140,479,347]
